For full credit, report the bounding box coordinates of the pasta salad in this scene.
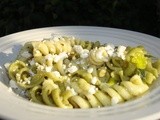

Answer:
[5,36,160,108]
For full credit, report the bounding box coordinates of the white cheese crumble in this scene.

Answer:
[9,80,18,89]
[94,47,108,62]
[29,59,35,66]
[4,63,10,69]
[36,64,45,71]
[67,65,78,73]
[80,59,85,64]
[21,51,32,58]
[87,67,93,73]
[34,49,41,54]
[45,54,54,61]
[73,45,89,58]
[88,85,98,94]
[53,71,61,77]
[8,87,12,92]
[45,66,52,72]
[97,106,101,108]
[111,97,119,105]
[73,45,84,54]
[80,49,89,58]
[105,44,115,56]
[80,52,89,58]
[53,52,68,63]
[53,36,60,41]
[96,50,104,59]
[66,86,77,95]
[116,46,126,60]
[91,77,98,85]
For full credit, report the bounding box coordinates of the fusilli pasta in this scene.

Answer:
[6,36,160,109]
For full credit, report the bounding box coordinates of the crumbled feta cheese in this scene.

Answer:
[8,87,12,92]
[80,59,85,64]
[97,106,101,108]
[70,88,77,95]
[73,45,90,58]
[45,54,54,60]
[88,85,97,94]
[27,80,31,84]
[66,86,70,90]
[9,80,18,89]
[53,71,61,77]
[35,62,39,66]
[33,49,41,56]
[91,77,98,85]
[37,64,45,71]
[4,63,10,69]
[53,55,60,62]
[87,67,93,73]
[53,36,60,42]
[111,97,119,105]
[67,65,78,73]
[45,66,52,72]
[83,49,89,53]
[117,45,126,60]
[53,52,68,62]
[66,86,77,95]
[80,49,89,58]
[96,50,104,59]
[105,44,115,56]
[73,45,83,54]
[80,52,89,58]
[21,51,32,58]
[29,59,35,66]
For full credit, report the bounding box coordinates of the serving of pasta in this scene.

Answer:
[5,36,160,109]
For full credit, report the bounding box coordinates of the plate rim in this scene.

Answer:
[0,26,160,120]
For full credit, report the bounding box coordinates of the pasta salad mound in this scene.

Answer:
[5,36,160,108]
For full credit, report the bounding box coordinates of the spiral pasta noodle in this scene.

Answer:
[6,36,160,109]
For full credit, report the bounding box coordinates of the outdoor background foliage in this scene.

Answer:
[0,0,160,37]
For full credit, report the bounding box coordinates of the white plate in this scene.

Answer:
[0,26,160,120]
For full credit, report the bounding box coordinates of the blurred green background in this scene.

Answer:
[0,0,160,37]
